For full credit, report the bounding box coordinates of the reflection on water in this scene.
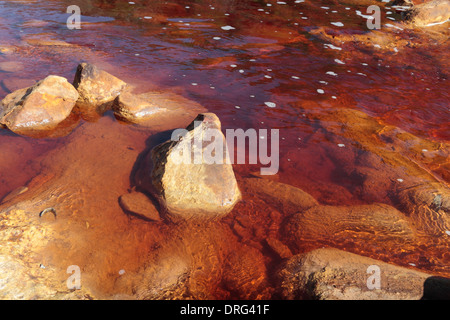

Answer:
[0,0,449,298]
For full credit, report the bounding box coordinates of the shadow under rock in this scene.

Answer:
[421,276,450,300]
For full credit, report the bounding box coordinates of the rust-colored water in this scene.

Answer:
[0,0,449,298]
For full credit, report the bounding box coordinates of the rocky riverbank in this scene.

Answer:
[0,62,449,299]
[0,0,449,299]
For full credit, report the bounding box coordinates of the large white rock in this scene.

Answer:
[140,113,241,221]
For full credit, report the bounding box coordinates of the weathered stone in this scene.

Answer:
[241,177,318,214]
[113,90,167,124]
[0,75,78,136]
[141,113,241,221]
[277,248,433,300]
[73,63,127,118]
[112,90,207,130]
[119,191,161,222]
[403,0,450,27]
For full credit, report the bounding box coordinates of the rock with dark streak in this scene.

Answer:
[73,63,127,119]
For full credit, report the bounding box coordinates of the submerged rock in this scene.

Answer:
[283,203,416,247]
[396,182,450,236]
[73,63,127,119]
[113,90,167,124]
[115,222,241,300]
[241,177,318,214]
[119,191,161,222]
[222,245,269,299]
[0,61,24,73]
[402,0,450,26]
[264,237,293,260]
[307,107,450,237]
[112,89,207,130]
[277,248,433,300]
[0,75,78,136]
[134,249,192,299]
[138,113,241,221]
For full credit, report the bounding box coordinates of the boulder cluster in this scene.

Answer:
[0,63,206,137]
[0,63,242,221]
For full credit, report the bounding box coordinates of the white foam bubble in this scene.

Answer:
[385,23,404,30]
[324,43,342,50]
[356,10,373,19]
[264,102,276,108]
